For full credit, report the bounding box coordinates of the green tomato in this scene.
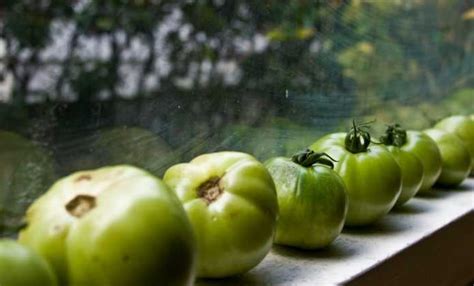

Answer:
[19,165,196,286]
[163,152,278,278]
[399,131,442,193]
[310,123,401,226]
[435,115,474,175]
[385,146,423,206]
[0,131,55,237]
[0,239,57,286]
[379,125,424,206]
[424,129,471,187]
[265,150,347,249]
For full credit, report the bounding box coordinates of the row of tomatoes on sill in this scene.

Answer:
[0,114,473,285]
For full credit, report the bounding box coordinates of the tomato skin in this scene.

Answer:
[402,131,442,193]
[0,239,57,286]
[19,166,196,286]
[310,133,401,226]
[435,115,474,175]
[265,157,347,249]
[386,146,424,206]
[163,152,278,278]
[424,129,472,186]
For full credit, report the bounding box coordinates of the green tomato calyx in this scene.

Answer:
[380,124,407,147]
[66,195,96,218]
[345,120,372,153]
[198,176,223,204]
[292,149,337,169]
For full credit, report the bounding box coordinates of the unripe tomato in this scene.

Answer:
[164,152,278,278]
[435,115,474,176]
[265,150,347,249]
[424,129,471,186]
[379,124,424,206]
[310,121,402,226]
[19,166,196,286]
[0,239,57,286]
[399,131,442,193]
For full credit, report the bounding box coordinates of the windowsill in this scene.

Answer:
[198,178,474,285]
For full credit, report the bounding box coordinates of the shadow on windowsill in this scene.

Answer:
[271,240,357,260]
[391,202,430,215]
[416,189,452,199]
[434,182,473,192]
[342,217,410,236]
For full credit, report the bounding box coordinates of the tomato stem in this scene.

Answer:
[291,149,337,169]
[380,124,407,147]
[344,120,371,153]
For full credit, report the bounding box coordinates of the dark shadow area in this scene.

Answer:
[346,212,474,286]
[196,275,259,286]
[433,182,474,192]
[196,267,289,286]
[415,189,452,200]
[391,202,431,215]
[271,241,357,260]
[196,241,358,285]
[343,218,410,236]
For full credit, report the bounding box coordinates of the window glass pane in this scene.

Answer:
[1,1,473,234]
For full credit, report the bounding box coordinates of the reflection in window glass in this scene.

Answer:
[0,1,473,233]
